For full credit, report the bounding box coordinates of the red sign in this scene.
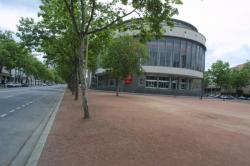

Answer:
[124,75,133,85]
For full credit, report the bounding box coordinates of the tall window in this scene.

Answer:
[201,49,205,71]
[158,40,165,66]
[186,42,192,69]
[173,39,180,67]
[147,41,158,66]
[151,48,158,66]
[166,39,173,67]
[180,40,187,68]
[171,77,179,90]
[158,77,170,89]
[145,76,158,88]
[196,46,200,71]
[191,44,197,70]
[180,79,187,90]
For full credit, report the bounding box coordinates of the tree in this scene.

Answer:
[230,69,249,95]
[62,0,181,118]
[0,31,21,79]
[229,61,250,96]
[208,60,231,91]
[242,61,250,76]
[22,0,182,119]
[203,71,213,88]
[102,36,149,96]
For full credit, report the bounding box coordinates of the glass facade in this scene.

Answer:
[144,75,193,90]
[145,37,206,72]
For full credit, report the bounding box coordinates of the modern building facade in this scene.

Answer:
[91,19,206,96]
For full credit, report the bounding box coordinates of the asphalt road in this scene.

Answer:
[0,85,65,166]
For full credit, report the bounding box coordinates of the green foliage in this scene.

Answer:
[203,71,213,88]
[230,69,249,90]
[207,60,250,93]
[0,31,20,71]
[242,61,250,75]
[16,18,41,51]
[101,36,149,80]
[208,60,231,89]
[0,30,61,83]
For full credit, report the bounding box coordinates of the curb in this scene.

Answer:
[26,90,65,166]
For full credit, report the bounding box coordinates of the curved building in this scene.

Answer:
[92,19,206,96]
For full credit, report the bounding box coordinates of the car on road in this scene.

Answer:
[42,83,47,86]
[6,82,21,88]
[21,83,29,87]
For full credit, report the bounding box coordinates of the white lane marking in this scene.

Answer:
[10,110,15,113]
[22,104,26,107]
[29,101,33,104]
[0,89,28,93]
[0,114,7,118]
[16,107,21,110]
[5,95,15,98]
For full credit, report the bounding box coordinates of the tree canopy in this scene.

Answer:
[208,60,231,89]
[15,0,182,118]
[102,36,149,96]
[0,30,62,84]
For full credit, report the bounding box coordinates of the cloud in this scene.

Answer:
[0,0,249,68]
[175,0,250,69]
[0,0,40,11]
[0,0,40,31]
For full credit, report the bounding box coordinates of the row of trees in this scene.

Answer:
[205,60,250,95]
[0,30,63,84]
[15,0,182,119]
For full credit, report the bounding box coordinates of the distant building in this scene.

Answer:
[0,67,42,87]
[91,19,206,96]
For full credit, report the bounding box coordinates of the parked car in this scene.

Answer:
[208,94,215,98]
[21,83,29,87]
[220,95,234,100]
[214,95,221,98]
[6,82,16,88]
[6,82,21,87]
[42,83,47,86]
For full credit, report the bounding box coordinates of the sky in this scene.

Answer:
[0,0,249,69]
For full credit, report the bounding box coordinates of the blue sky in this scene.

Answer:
[0,0,249,69]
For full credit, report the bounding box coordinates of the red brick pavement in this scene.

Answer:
[39,90,250,166]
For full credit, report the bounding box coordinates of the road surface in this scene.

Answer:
[0,85,65,166]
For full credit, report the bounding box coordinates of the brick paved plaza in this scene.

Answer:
[39,90,250,166]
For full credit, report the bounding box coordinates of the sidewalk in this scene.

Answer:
[39,90,250,166]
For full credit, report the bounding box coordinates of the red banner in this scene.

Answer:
[124,75,133,85]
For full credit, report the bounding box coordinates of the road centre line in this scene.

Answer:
[5,95,15,98]
[10,110,15,113]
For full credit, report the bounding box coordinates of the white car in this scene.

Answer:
[6,82,21,87]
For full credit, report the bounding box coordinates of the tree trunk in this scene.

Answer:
[74,57,79,100]
[74,68,79,100]
[79,38,89,119]
[115,78,119,96]
[71,76,75,95]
